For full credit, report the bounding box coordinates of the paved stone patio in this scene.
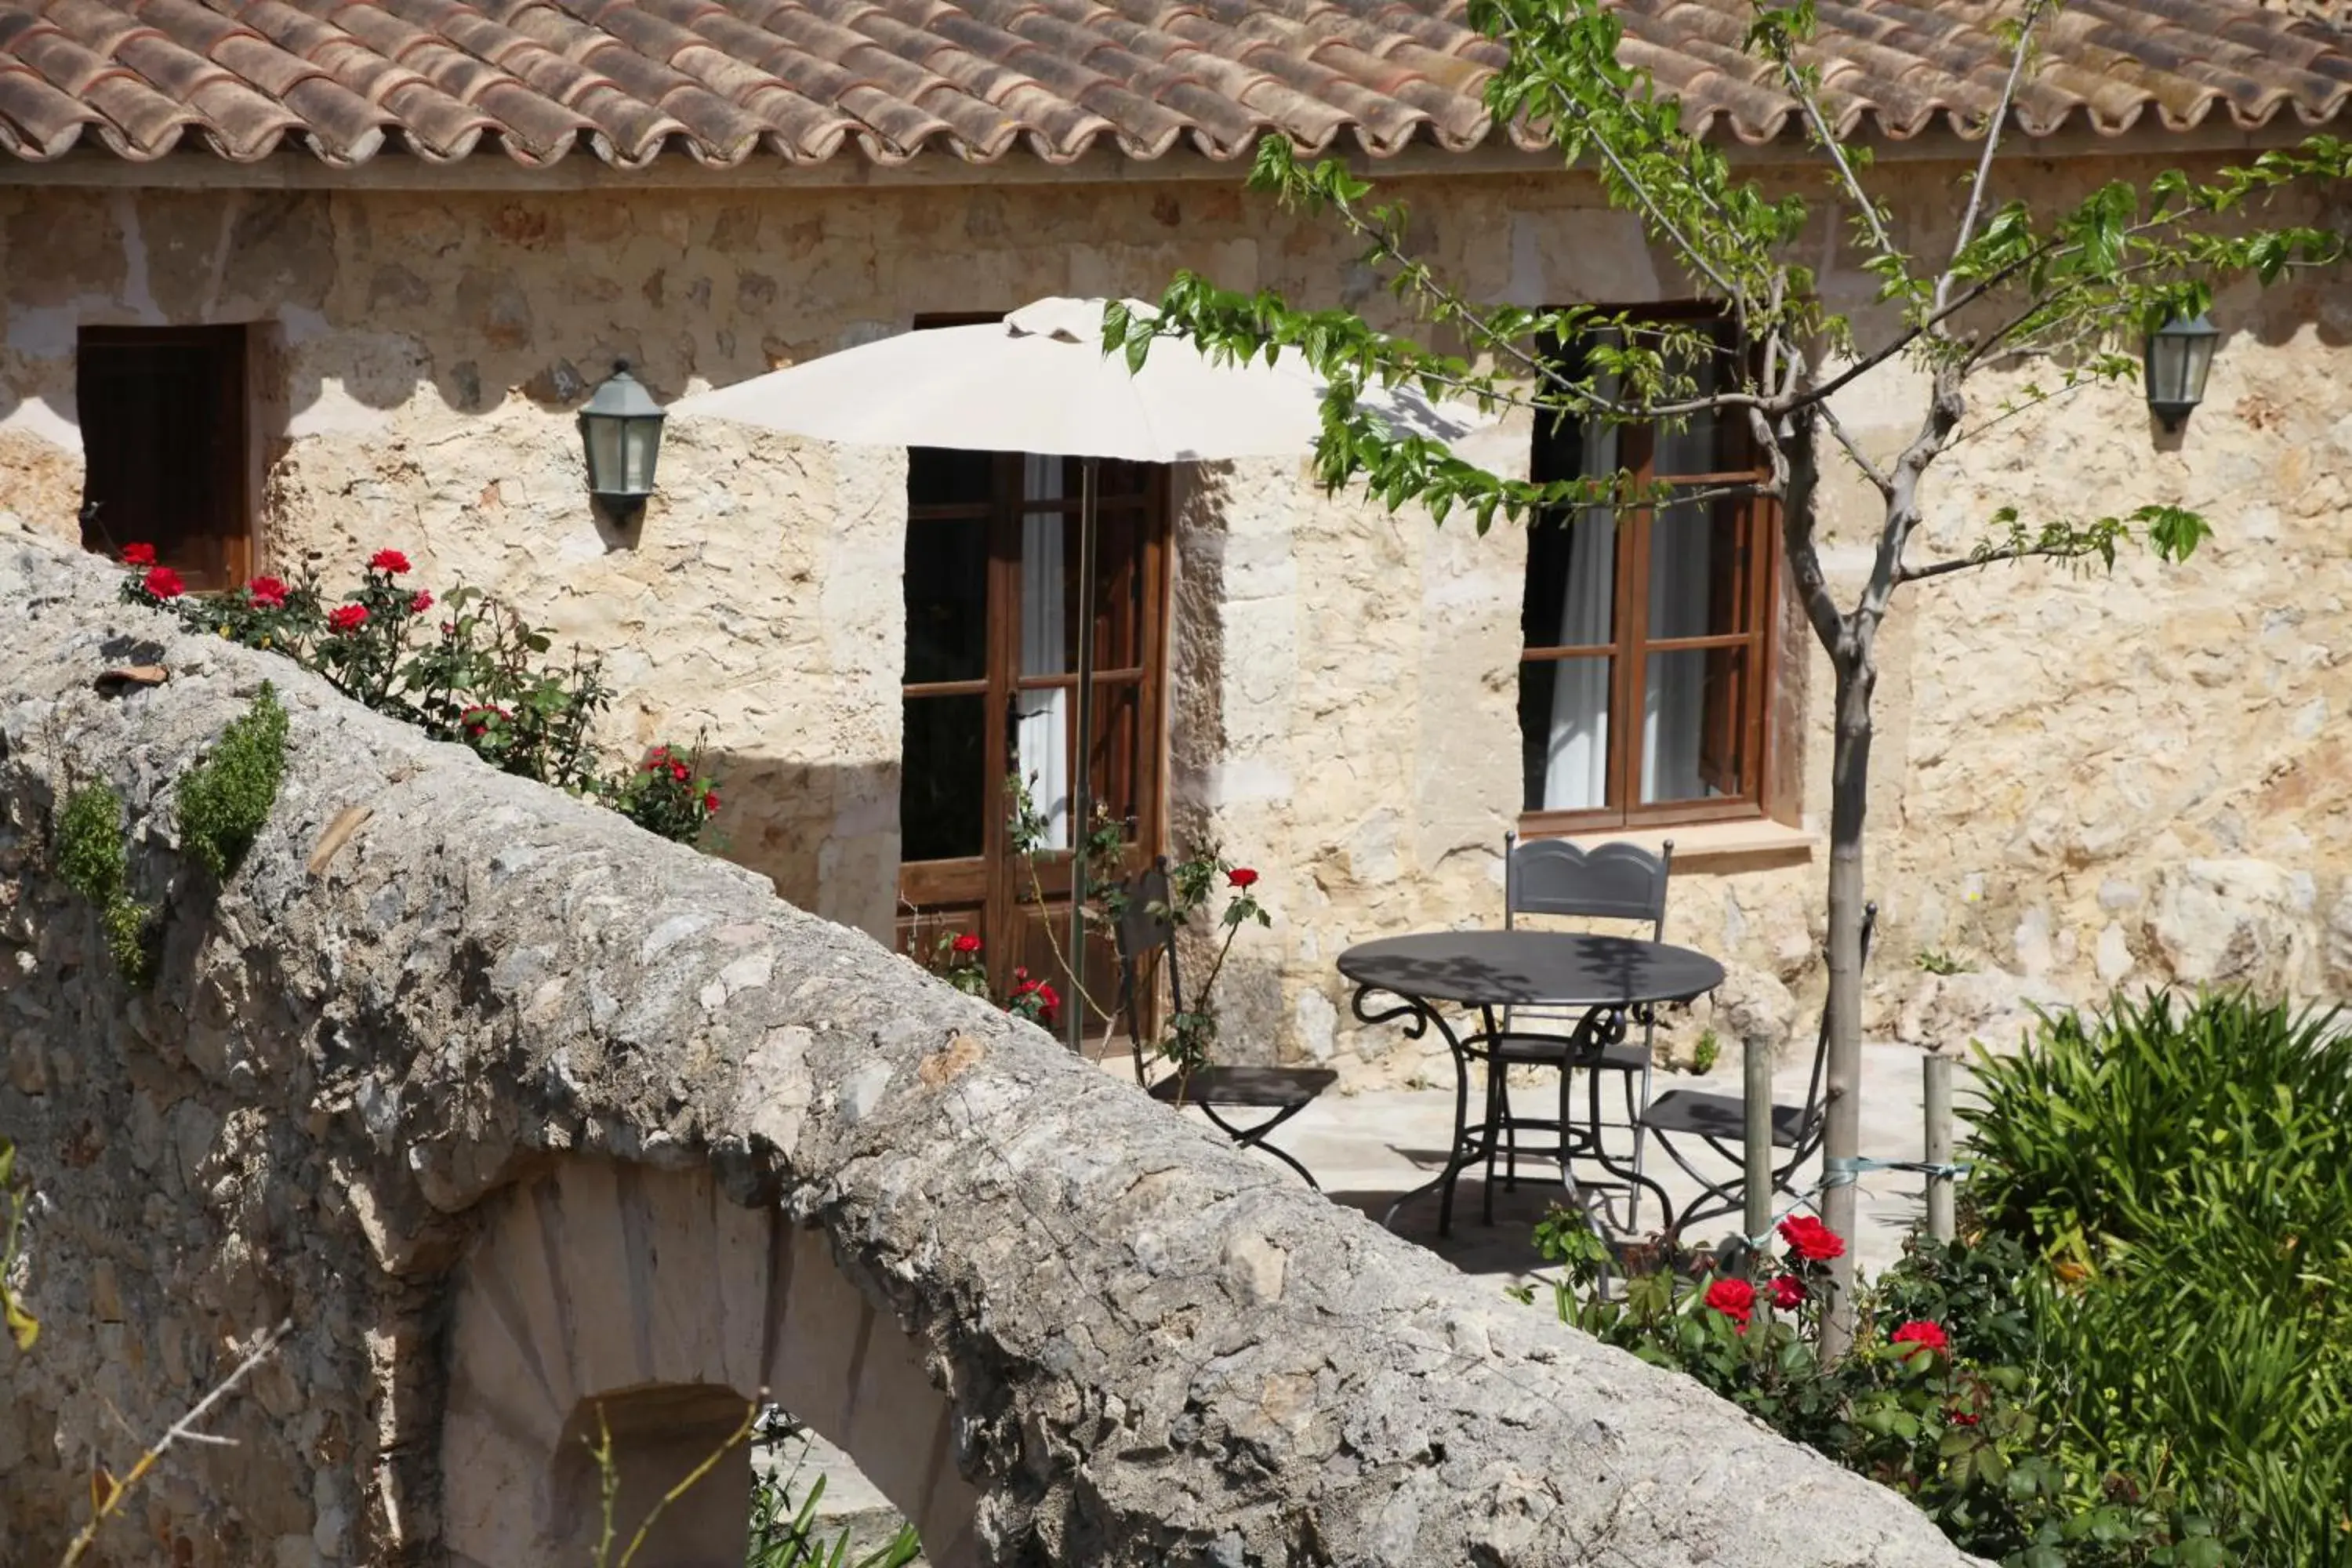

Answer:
[1163,1040,1964,1285]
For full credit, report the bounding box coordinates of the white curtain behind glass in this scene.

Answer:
[1018,455,1071,849]
[1541,378,1618,811]
[1642,389,1716,803]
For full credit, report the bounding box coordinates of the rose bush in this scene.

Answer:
[1521,1212,2223,1567]
[109,546,718,846]
[918,776,1270,1067]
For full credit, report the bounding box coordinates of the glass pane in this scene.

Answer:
[1650,322,1746,477]
[1082,680,1143,844]
[1031,504,1146,675]
[909,446,995,510]
[1029,455,1154,505]
[623,416,660,491]
[904,516,987,683]
[1640,646,1749,804]
[586,417,623,492]
[1646,496,1751,641]
[1523,510,1616,651]
[1519,655,1613,813]
[902,695,987,861]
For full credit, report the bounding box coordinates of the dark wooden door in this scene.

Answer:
[897,449,1168,1047]
[76,326,250,590]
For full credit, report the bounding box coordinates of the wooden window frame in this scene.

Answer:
[1517,305,1782,837]
[896,452,1173,993]
[75,325,253,590]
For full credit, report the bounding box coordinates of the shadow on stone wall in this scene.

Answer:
[696,751,899,942]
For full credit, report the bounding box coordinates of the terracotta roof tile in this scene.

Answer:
[2,0,2347,167]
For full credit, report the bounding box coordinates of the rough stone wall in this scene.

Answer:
[2,158,2347,1081]
[0,524,1977,1566]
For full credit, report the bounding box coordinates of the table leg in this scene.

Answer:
[1354,985,1488,1238]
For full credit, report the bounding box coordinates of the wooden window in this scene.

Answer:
[896,441,1171,1026]
[1518,310,1778,832]
[76,326,252,590]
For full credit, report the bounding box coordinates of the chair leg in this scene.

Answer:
[1195,1100,1323,1190]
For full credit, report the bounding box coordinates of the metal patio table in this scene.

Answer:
[1337,931,1726,1236]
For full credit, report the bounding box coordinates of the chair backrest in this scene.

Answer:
[1503,832,1673,938]
[1112,858,1182,1088]
[1794,902,1879,1138]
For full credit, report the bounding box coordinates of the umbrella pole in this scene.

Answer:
[1065,455,1098,1056]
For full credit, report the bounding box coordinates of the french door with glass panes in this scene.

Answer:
[896,448,1168,1045]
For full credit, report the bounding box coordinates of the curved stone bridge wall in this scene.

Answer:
[0,523,1973,1567]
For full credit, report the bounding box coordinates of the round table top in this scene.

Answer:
[1337,930,1726,1008]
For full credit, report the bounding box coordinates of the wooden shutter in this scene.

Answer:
[76,327,249,590]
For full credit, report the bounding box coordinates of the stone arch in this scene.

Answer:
[441,1158,976,1567]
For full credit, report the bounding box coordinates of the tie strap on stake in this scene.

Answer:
[1823,1153,1972,1188]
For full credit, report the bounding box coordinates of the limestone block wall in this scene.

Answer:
[0,524,1978,1567]
[1,156,2347,1082]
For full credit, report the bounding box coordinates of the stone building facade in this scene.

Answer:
[5,3,2351,1083]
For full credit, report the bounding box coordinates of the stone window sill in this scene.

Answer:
[1560,817,1818,873]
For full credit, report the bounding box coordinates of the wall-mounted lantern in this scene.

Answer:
[2143,313,2219,432]
[579,361,665,521]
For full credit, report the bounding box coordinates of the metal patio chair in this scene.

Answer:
[1639,902,1878,1238]
[1115,858,1336,1188]
[1485,832,1674,1229]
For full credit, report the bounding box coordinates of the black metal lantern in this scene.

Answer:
[2143,313,2219,432]
[578,361,665,519]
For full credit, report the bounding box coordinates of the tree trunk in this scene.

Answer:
[1817,634,1874,1359]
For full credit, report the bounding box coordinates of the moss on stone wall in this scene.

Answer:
[175,683,287,881]
[55,783,154,988]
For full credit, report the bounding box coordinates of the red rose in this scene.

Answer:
[951,933,982,956]
[328,604,368,633]
[670,760,689,781]
[121,543,157,567]
[459,704,508,739]
[368,549,411,574]
[1778,1214,1846,1262]
[409,590,434,614]
[1948,1409,1980,1428]
[1703,1276,1756,1328]
[248,575,289,609]
[1228,867,1259,889]
[702,791,720,814]
[143,566,185,601]
[1891,1319,1950,1357]
[1769,1274,1806,1311]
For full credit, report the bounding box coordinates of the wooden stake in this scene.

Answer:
[1924,1052,1955,1244]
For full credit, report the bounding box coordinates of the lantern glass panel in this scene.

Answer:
[2147,331,2192,404]
[622,415,662,493]
[585,414,626,493]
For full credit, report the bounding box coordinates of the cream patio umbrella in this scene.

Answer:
[673,296,1498,1052]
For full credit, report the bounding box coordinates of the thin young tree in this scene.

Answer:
[1108,0,2350,1348]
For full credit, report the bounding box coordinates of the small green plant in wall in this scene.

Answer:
[176,683,289,880]
[56,783,156,989]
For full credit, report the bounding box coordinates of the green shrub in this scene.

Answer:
[56,784,156,988]
[1521,1214,2208,1566]
[176,684,289,880]
[1965,993,2352,1566]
